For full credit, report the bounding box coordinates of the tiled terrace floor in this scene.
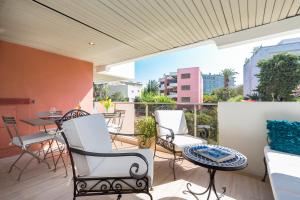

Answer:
[0,142,273,200]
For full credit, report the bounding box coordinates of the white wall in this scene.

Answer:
[218,102,300,176]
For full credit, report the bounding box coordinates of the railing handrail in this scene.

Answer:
[96,101,218,106]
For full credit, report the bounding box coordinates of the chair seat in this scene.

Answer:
[12,132,54,147]
[82,148,154,190]
[107,124,121,133]
[161,134,207,151]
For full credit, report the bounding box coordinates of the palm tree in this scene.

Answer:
[221,68,238,89]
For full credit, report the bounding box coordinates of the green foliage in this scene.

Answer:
[110,92,128,102]
[211,87,238,101]
[136,117,156,143]
[203,94,218,103]
[144,80,159,94]
[234,85,243,96]
[228,95,243,102]
[221,68,238,88]
[139,91,176,103]
[184,107,218,143]
[93,83,109,101]
[256,53,300,101]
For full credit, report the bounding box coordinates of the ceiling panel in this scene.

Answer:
[0,0,299,67]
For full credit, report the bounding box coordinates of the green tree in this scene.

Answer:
[144,80,159,94]
[110,92,128,102]
[211,88,238,101]
[221,68,238,89]
[256,53,300,101]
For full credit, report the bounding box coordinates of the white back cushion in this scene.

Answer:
[155,110,188,136]
[62,114,112,176]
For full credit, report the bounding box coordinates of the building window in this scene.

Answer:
[181,73,190,79]
[181,85,190,90]
[181,97,190,102]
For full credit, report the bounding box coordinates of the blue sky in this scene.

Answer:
[135,32,300,86]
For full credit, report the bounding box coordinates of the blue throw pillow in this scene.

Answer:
[266,120,300,155]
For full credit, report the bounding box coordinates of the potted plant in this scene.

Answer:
[136,116,156,149]
[100,97,113,112]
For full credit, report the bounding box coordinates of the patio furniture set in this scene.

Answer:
[2,109,247,200]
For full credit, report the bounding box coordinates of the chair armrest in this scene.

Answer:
[69,147,148,179]
[156,123,175,142]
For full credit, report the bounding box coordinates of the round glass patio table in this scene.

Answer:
[183,144,247,200]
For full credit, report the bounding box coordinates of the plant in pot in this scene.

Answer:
[136,116,156,149]
[100,97,113,112]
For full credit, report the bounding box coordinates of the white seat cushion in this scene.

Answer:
[62,114,112,176]
[264,146,300,200]
[12,132,54,147]
[89,148,154,186]
[155,110,189,136]
[162,134,207,151]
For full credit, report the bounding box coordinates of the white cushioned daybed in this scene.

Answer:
[264,146,300,200]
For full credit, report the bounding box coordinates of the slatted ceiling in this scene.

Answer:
[220,0,236,33]
[173,0,207,40]
[0,0,141,65]
[263,0,276,24]
[210,0,230,34]
[239,0,249,29]
[144,0,190,45]
[148,1,192,44]
[43,0,157,53]
[201,0,224,36]
[256,0,266,25]
[101,0,170,51]
[247,0,256,28]
[109,0,176,50]
[162,0,200,42]
[229,0,242,31]
[82,1,158,53]
[183,0,212,39]
[127,0,183,47]
[155,0,198,43]
[165,0,202,41]
[288,0,300,16]
[279,0,293,19]
[271,0,286,22]
[138,0,187,46]
[192,0,219,37]
[1,0,300,67]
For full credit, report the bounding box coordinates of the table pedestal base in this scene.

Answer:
[183,169,226,200]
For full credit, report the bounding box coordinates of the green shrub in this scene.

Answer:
[227,95,243,102]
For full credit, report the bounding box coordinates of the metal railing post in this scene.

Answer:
[145,104,149,117]
[193,104,197,137]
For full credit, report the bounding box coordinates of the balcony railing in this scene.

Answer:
[99,102,218,144]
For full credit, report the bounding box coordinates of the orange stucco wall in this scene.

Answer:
[0,40,93,157]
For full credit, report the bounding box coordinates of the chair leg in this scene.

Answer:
[172,151,176,180]
[25,150,50,169]
[17,156,34,181]
[147,192,153,200]
[153,143,157,159]
[8,151,25,173]
[262,157,268,182]
[53,139,68,177]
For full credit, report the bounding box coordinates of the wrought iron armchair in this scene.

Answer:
[2,116,53,180]
[154,110,207,180]
[56,109,153,200]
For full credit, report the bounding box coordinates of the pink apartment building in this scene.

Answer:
[159,67,203,104]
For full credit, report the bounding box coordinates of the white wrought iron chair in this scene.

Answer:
[154,110,207,180]
[2,116,54,180]
[56,110,153,200]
